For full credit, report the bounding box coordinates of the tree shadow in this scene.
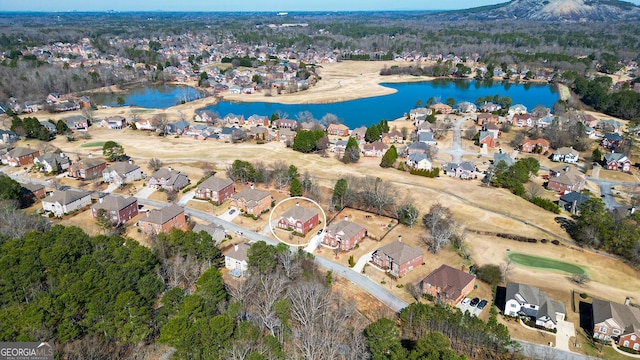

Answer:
[554,216,577,236]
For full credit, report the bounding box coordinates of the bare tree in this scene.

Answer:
[152,113,169,134]
[422,203,460,253]
[426,144,439,159]
[148,158,163,172]
[320,113,341,126]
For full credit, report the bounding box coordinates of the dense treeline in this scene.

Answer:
[562,72,640,120]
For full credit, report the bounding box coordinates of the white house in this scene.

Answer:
[103,162,143,186]
[406,153,432,170]
[224,243,250,277]
[34,152,70,173]
[505,282,566,330]
[508,104,527,116]
[42,190,91,217]
[551,147,579,163]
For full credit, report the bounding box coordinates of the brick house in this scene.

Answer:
[102,161,142,185]
[604,153,632,172]
[602,133,623,150]
[273,119,298,129]
[362,141,388,157]
[42,190,91,217]
[521,138,550,153]
[430,102,453,114]
[3,147,40,167]
[370,241,423,277]
[69,158,107,180]
[420,264,476,306]
[327,123,350,136]
[21,182,46,201]
[478,131,496,148]
[322,219,367,251]
[277,205,319,235]
[138,204,188,235]
[230,188,272,217]
[592,297,640,350]
[476,113,499,125]
[195,176,235,204]
[547,165,586,194]
[91,195,138,224]
[147,168,189,191]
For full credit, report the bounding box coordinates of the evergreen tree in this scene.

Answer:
[289,177,302,197]
[380,145,398,168]
[342,137,360,163]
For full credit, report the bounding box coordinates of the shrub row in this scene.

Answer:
[410,168,440,178]
[528,196,561,214]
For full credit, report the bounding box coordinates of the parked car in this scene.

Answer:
[461,297,471,306]
[477,300,488,309]
[470,297,480,307]
[229,209,236,214]
[317,229,323,235]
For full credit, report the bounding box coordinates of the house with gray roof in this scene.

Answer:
[604,152,632,172]
[323,219,367,251]
[138,204,188,235]
[552,147,579,163]
[224,243,251,277]
[504,282,566,330]
[91,195,138,224]
[277,205,319,235]
[418,132,437,146]
[406,153,432,170]
[42,189,91,217]
[147,168,189,191]
[370,240,423,277]
[34,152,70,173]
[493,152,514,167]
[559,192,591,214]
[592,297,640,348]
[195,176,235,204]
[103,161,142,185]
[193,223,227,243]
[445,162,477,179]
[2,147,40,167]
[64,115,88,131]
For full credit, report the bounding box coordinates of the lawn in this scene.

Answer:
[507,252,587,275]
[80,141,107,148]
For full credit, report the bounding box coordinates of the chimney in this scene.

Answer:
[234,244,239,252]
[250,184,254,189]
[564,166,569,172]
[128,160,133,164]
[398,235,402,242]
[168,166,172,172]
[296,202,299,207]
[631,207,636,215]
[60,152,65,157]
[625,297,631,306]
[88,153,92,158]
[99,197,103,203]
[344,216,348,221]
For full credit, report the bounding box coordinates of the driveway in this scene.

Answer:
[177,190,195,206]
[134,186,156,199]
[303,233,324,253]
[555,318,576,352]
[105,182,119,193]
[218,208,240,222]
[455,298,484,317]
[352,251,373,273]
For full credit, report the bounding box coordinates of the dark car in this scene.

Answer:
[477,299,488,310]
[229,209,236,214]
[470,297,480,307]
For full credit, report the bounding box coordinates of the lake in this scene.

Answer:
[207,79,558,128]
[93,84,204,108]
[95,80,558,129]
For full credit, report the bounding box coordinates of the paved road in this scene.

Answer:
[177,190,195,206]
[586,177,639,211]
[516,340,599,360]
[439,117,482,163]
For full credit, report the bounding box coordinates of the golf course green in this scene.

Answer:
[507,252,587,275]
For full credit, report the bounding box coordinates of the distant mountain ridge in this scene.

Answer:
[442,0,640,21]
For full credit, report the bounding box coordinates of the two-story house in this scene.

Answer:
[277,204,319,235]
[3,147,39,167]
[146,168,189,191]
[230,188,272,217]
[69,158,107,180]
[322,219,367,251]
[504,282,566,330]
[34,152,70,173]
[547,165,586,194]
[370,240,423,277]
[195,176,235,205]
[420,264,476,306]
[224,243,250,277]
[91,195,139,224]
[102,161,143,186]
[592,297,640,350]
[138,204,188,235]
[42,190,91,217]
[551,147,579,163]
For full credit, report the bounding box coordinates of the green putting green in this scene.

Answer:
[507,252,587,275]
[80,141,107,148]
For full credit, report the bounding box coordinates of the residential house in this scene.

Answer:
[521,138,550,153]
[193,223,227,243]
[40,121,57,134]
[42,190,91,217]
[598,119,624,133]
[34,152,70,173]
[456,101,477,113]
[406,141,429,155]
[362,141,388,157]
[547,165,586,194]
[147,168,189,191]
[370,240,423,277]
[494,152,514,167]
[604,152,632,172]
[250,126,269,141]
[504,282,566,330]
[445,162,477,179]
[224,243,250,277]
[322,219,367,251]
[559,191,591,214]
[0,129,18,145]
[512,113,534,127]
[195,176,235,204]
[351,126,368,141]
[430,103,453,114]
[476,113,499,125]
[91,195,138,224]
[480,102,501,113]
[100,116,127,129]
[3,147,39,167]
[230,188,272,216]
[278,128,296,144]
[536,115,555,128]
[592,297,640,349]
[380,130,403,144]
[508,104,528,115]
[327,123,350,137]
[579,113,599,128]
[602,133,623,150]
[410,107,431,124]
[332,140,347,153]
[484,122,500,138]
[406,153,432,170]
[64,115,88,131]
[69,158,107,180]
[135,119,157,131]
[246,114,269,127]
[222,113,245,126]
[420,264,476,306]
[138,204,188,235]
[273,119,298,129]
[21,182,46,201]
[416,121,435,134]
[478,131,496,148]
[194,109,218,123]
[552,147,579,163]
[102,161,143,185]
[418,132,437,146]
[277,205,319,235]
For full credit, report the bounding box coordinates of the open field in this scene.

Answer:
[507,252,587,275]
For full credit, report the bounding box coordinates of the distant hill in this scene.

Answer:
[441,0,640,21]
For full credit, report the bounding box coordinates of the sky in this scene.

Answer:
[0,0,612,12]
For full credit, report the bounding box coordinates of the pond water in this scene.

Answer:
[208,79,558,128]
[93,84,204,109]
[94,79,558,129]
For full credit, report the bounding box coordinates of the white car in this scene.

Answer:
[461,297,471,306]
